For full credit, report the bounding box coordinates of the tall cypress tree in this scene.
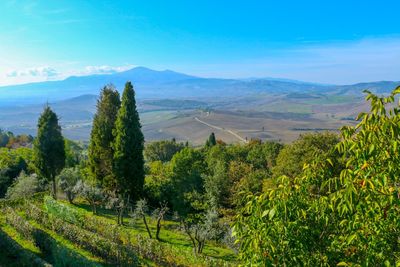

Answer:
[33,106,65,199]
[113,81,144,201]
[88,85,120,190]
[206,132,217,147]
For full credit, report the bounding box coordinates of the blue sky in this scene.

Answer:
[1,0,399,85]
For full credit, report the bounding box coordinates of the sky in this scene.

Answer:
[0,0,399,86]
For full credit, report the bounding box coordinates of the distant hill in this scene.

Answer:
[0,66,398,106]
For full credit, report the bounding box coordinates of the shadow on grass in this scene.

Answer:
[0,228,48,267]
[32,228,103,267]
[71,201,237,262]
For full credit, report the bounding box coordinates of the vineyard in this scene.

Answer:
[0,194,236,266]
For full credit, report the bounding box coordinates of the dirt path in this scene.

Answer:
[194,116,248,143]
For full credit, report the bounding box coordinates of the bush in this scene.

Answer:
[5,172,40,200]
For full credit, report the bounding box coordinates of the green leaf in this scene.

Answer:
[269,208,276,220]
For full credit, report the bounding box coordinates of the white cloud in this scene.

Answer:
[81,64,135,75]
[6,66,58,78]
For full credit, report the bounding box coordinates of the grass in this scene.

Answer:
[0,196,237,266]
[65,199,237,262]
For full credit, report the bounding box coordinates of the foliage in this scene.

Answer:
[169,147,206,218]
[113,81,145,201]
[5,172,40,200]
[73,180,104,214]
[0,129,33,149]
[205,132,217,147]
[64,139,84,168]
[0,147,33,198]
[272,131,339,178]
[57,167,81,203]
[144,139,185,162]
[87,85,121,189]
[143,160,172,207]
[33,106,65,199]
[233,87,400,266]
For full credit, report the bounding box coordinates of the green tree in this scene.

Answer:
[169,147,206,218]
[113,81,145,201]
[205,132,217,147]
[144,139,185,162]
[233,87,400,266]
[88,85,121,189]
[33,106,65,199]
[5,171,40,200]
[57,167,81,204]
[272,132,339,178]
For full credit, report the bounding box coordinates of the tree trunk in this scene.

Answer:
[143,215,152,239]
[156,217,162,240]
[183,222,197,254]
[67,192,73,204]
[52,176,57,200]
[119,208,124,225]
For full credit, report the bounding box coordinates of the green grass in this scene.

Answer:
[1,197,237,266]
[26,218,106,265]
[66,200,237,262]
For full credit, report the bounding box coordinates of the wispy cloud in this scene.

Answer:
[6,66,58,78]
[80,64,135,75]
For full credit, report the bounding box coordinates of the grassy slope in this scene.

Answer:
[64,199,237,262]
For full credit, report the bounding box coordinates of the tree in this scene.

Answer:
[152,202,169,240]
[74,180,104,214]
[144,139,185,162]
[57,167,81,204]
[33,106,65,199]
[233,87,400,266]
[205,132,217,147]
[88,85,121,189]
[131,199,152,239]
[169,147,206,218]
[64,139,83,168]
[272,132,339,178]
[113,82,145,202]
[5,171,40,200]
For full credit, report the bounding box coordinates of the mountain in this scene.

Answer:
[0,66,399,106]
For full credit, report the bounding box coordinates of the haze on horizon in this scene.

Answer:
[1,0,400,87]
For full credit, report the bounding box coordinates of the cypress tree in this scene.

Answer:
[33,106,65,199]
[113,81,144,202]
[88,85,120,190]
[206,132,217,147]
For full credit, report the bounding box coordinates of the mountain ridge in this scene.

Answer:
[0,66,399,106]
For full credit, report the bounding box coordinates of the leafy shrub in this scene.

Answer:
[5,172,40,200]
[233,88,400,265]
[57,167,81,203]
